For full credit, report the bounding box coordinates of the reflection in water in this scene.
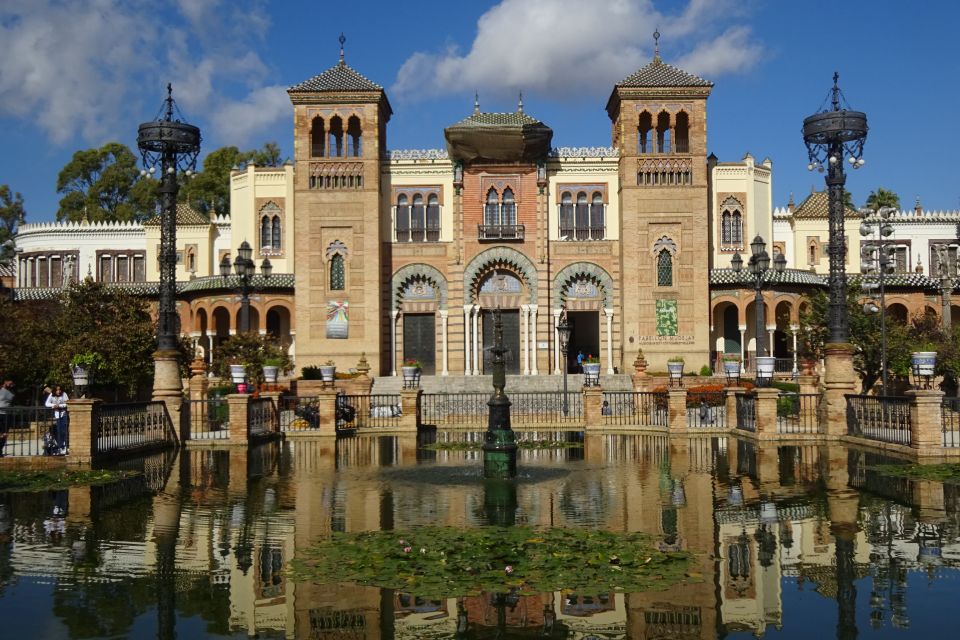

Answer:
[0,436,959,638]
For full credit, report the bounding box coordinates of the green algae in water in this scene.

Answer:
[423,439,583,451]
[0,468,140,492]
[291,526,695,597]
[868,463,960,483]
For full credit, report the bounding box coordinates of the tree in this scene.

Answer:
[247,141,284,167]
[56,143,157,222]
[211,333,291,387]
[0,184,25,264]
[864,187,901,212]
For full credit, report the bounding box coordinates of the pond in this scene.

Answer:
[0,432,958,639]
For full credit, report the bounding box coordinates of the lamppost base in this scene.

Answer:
[482,429,518,479]
[153,349,184,426]
[822,342,856,438]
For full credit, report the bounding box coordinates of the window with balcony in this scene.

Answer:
[479,187,523,240]
[395,192,441,242]
[559,190,605,240]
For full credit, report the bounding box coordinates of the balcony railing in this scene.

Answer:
[559,226,605,241]
[478,224,524,241]
[396,226,441,243]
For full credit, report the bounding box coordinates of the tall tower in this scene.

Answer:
[288,37,391,371]
[606,32,713,369]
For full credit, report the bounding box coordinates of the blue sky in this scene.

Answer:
[2,0,958,221]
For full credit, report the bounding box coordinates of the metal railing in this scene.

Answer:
[96,401,175,455]
[776,393,822,434]
[846,394,912,446]
[278,396,322,431]
[602,391,668,427]
[184,398,229,440]
[735,393,756,432]
[941,397,960,447]
[560,226,606,241]
[478,224,524,241]
[249,398,277,438]
[686,390,727,429]
[421,392,489,426]
[0,406,57,456]
[421,391,583,425]
[338,394,403,429]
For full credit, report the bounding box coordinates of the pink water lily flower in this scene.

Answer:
[403,546,412,553]
[505,565,514,574]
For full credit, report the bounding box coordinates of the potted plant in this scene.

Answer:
[910,344,937,384]
[667,356,684,386]
[401,358,421,384]
[69,352,104,390]
[582,354,601,386]
[755,354,777,385]
[228,359,247,384]
[722,354,741,377]
[319,360,337,383]
[262,357,283,383]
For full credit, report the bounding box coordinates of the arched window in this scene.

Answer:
[575,192,589,240]
[674,111,690,153]
[330,253,345,290]
[484,188,499,226]
[721,211,731,244]
[657,249,673,286]
[656,111,671,153]
[271,216,281,250]
[808,242,817,265]
[501,188,516,226]
[559,191,574,238]
[396,194,410,242]
[328,116,344,157]
[261,215,271,250]
[310,116,325,157]
[590,192,605,239]
[731,211,742,245]
[638,111,653,154]
[347,115,362,157]
[426,194,440,241]
[411,194,425,241]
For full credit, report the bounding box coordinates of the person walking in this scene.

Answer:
[45,385,69,455]
[0,380,15,457]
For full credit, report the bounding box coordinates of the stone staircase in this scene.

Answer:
[372,373,634,394]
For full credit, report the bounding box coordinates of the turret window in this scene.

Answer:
[310,116,325,157]
[657,249,673,287]
[347,115,362,157]
[330,253,345,290]
[259,202,282,254]
[395,192,441,243]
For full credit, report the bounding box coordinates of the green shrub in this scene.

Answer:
[771,380,800,393]
[302,365,323,380]
[698,365,712,377]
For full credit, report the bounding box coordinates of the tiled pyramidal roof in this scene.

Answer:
[448,111,545,128]
[143,203,210,227]
[616,58,713,88]
[288,61,382,92]
[791,191,860,219]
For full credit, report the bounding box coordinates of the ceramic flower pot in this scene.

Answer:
[229,364,246,384]
[263,366,279,383]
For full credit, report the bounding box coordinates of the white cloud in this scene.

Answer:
[213,85,290,145]
[0,0,286,148]
[393,0,762,102]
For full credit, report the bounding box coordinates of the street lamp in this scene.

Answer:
[859,206,897,394]
[803,72,868,345]
[219,240,272,333]
[137,84,201,401]
[731,235,785,386]
[556,311,572,416]
[934,242,957,332]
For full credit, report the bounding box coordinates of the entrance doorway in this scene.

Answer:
[567,311,599,373]
[403,313,436,375]
[482,310,520,374]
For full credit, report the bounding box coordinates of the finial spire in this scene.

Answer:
[653,28,661,62]
[831,71,840,111]
[339,33,346,63]
[517,91,523,113]
[474,91,480,114]
[165,83,173,121]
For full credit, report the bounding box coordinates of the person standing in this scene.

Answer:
[0,380,15,457]
[576,350,584,373]
[45,385,69,455]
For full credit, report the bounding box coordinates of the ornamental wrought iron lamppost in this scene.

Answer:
[803,72,868,345]
[482,306,518,479]
[859,207,897,394]
[731,235,785,386]
[219,240,272,333]
[556,311,572,416]
[138,84,201,403]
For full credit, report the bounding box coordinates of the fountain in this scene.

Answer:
[482,305,518,479]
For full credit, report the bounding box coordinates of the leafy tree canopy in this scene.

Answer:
[0,184,26,264]
[864,187,901,213]
[56,143,157,222]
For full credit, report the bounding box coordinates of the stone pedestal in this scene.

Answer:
[668,389,688,433]
[822,343,856,438]
[398,389,421,432]
[583,386,604,428]
[755,388,780,440]
[797,374,819,396]
[908,389,944,453]
[66,398,100,463]
[315,390,338,437]
[226,394,250,445]
[913,479,946,523]
[184,359,209,441]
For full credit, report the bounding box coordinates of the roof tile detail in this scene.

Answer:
[617,59,713,88]
[144,203,210,227]
[792,191,859,220]
[289,61,382,93]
